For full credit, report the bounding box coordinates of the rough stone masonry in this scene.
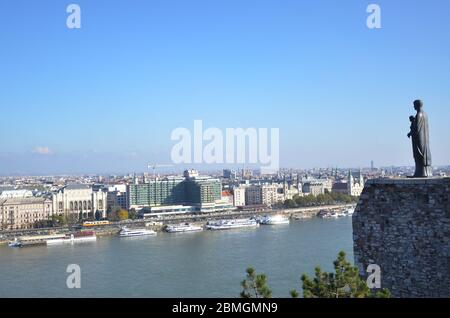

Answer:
[353,177,450,298]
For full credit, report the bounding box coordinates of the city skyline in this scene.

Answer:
[1,0,450,175]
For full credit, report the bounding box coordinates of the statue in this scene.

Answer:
[407,100,432,177]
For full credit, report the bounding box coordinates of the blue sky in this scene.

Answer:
[0,0,449,175]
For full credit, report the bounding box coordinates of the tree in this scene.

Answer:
[107,206,122,221]
[117,209,129,221]
[240,267,272,298]
[290,289,299,298]
[128,208,138,220]
[288,192,358,208]
[33,220,52,228]
[284,199,297,209]
[294,251,391,298]
[66,213,79,225]
[50,214,67,227]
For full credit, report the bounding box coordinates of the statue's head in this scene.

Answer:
[414,99,423,111]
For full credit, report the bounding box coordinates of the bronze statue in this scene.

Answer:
[407,100,432,177]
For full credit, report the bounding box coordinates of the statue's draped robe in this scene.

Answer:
[412,111,432,176]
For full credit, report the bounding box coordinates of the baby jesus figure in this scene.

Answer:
[407,115,415,139]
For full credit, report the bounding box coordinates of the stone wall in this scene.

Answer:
[353,178,450,298]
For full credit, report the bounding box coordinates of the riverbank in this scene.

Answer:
[0,203,355,245]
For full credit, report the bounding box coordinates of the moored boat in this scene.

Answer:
[260,215,290,225]
[165,223,203,233]
[318,210,332,218]
[8,238,22,248]
[119,226,156,237]
[206,218,259,230]
[346,207,355,215]
[46,231,97,245]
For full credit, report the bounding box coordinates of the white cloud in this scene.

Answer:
[32,146,53,155]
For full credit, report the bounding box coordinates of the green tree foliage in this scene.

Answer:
[284,199,297,209]
[240,267,272,298]
[294,251,391,298]
[285,192,358,208]
[290,289,299,298]
[107,207,121,221]
[51,214,67,226]
[94,210,102,221]
[128,208,138,220]
[32,220,52,228]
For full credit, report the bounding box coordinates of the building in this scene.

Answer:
[245,184,280,206]
[262,184,280,206]
[332,182,348,194]
[127,172,227,213]
[0,197,53,230]
[223,169,237,180]
[281,178,301,200]
[183,169,199,179]
[233,186,246,207]
[302,182,324,196]
[318,179,333,193]
[348,170,365,196]
[221,191,234,205]
[127,177,185,209]
[0,189,33,199]
[107,185,128,210]
[245,185,262,205]
[52,184,108,219]
[184,176,222,205]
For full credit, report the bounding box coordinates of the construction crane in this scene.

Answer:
[147,164,174,179]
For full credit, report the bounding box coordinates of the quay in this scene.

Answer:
[0,203,355,245]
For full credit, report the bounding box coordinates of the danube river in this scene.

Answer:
[0,217,353,297]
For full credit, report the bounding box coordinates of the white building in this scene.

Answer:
[0,197,53,230]
[52,184,108,219]
[0,189,33,199]
[233,186,246,207]
[348,170,365,196]
[281,181,301,200]
[183,169,199,179]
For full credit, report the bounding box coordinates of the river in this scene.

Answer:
[0,216,353,297]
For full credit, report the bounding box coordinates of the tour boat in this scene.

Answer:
[46,231,97,245]
[318,210,332,218]
[205,218,259,230]
[165,223,203,233]
[346,207,355,215]
[8,238,22,248]
[119,226,156,237]
[260,215,290,225]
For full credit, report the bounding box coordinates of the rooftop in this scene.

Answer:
[64,184,91,190]
[0,197,49,205]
